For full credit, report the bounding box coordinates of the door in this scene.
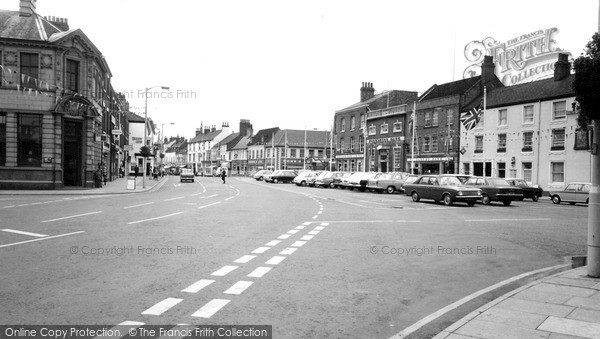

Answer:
[562,184,578,202]
[63,120,83,186]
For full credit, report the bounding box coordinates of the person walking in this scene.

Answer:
[134,165,139,178]
[221,167,226,184]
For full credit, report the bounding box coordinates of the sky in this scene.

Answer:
[25,0,600,139]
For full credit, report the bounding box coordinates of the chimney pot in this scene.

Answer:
[554,53,571,81]
[360,82,375,102]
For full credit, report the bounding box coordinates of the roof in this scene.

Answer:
[420,76,481,102]
[214,132,241,150]
[0,10,61,41]
[336,91,393,113]
[189,129,224,143]
[231,135,251,150]
[463,75,574,111]
[248,127,280,146]
[126,112,145,123]
[272,129,331,148]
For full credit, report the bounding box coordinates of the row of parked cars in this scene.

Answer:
[251,170,590,207]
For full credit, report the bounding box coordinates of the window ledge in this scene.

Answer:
[474,149,483,154]
[550,146,565,151]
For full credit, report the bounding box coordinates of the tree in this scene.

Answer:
[572,32,600,278]
[139,146,152,158]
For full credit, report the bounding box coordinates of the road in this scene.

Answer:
[0,176,588,338]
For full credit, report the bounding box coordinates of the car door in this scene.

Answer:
[562,184,578,202]
[428,177,443,201]
[576,184,590,203]
[419,176,433,199]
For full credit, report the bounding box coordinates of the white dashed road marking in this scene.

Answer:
[0,231,85,249]
[247,267,272,278]
[314,226,325,230]
[464,218,552,222]
[124,202,154,209]
[277,234,291,240]
[287,230,299,234]
[164,196,185,202]
[301,235,314,241]
[294,226,306,230]
[265,256,286,265]
[198,202,221,209]
[211,266,238,276]
[141,298,183,316]
[251,247,270,254]
[1,229,48,238]
[265,240,281,246]
[192,299,231,318]
[224,281,254,295]
[182,279,215,293]
[308,230,320,235]
[126,212,183,225]
[291,241,306,247]
[42,211,103,223]
[302,222,311,226]
[234,255,256,264]
[280,247,297,255]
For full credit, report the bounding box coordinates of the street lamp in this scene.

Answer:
[143,85,169,189]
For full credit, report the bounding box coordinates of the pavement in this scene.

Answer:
[0,175,167,195]
[432,265,600,339]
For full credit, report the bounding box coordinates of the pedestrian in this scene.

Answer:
[153,167,158,180]
[221,167,226,184]
[134,165,139,178]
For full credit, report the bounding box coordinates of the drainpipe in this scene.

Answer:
[536,100,542,184]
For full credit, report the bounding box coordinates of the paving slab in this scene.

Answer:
[476,307,548,329]
[526,283,597,298]
[455,319,550,339]
[564,296,600,311]
[537,316,600,339]
[546,277,600,289]
[548,334,591,339]
[495,298,575,317]
[567,308,600,324]
[513,288,575,305]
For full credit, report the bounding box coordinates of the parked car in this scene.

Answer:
[401,174,419,194]
[403,175,482,206]
[548,182,591,205]
[506,178,543,202]
[367,172,410,194]
[333,172,353,189]
[180,168,195,183]
[464,177,523,206]
[265,170,297,183]
[358,172,380,192]
[293,171,321,186]
[253,170,273,181]
[342,172,376,191]
[314,171,345,188]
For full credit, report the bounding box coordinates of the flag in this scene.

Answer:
[460,104,482,131]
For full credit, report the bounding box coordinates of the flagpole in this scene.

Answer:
[329,124,333,171]
[284,130,287,170]
[271,131,275,170]
[304,128,307,170]
[411,101,417,174]
[483,86,487,177]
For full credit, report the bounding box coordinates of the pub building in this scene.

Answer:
[0,0,125,189]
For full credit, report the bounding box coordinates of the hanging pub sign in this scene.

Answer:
[463,28,571,86]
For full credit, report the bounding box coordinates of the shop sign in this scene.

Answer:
[336,154,363,159]
[407,157,452,162]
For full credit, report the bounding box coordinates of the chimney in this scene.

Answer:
[211,125,216,132]
[19,0,36,17]
[360,82,375,102]
[44,16,70,31]
[554,53,571,81]
[481,55,496,85]
[195,128,202,136]
[239,119,253,137]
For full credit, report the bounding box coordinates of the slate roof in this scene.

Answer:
[0,10,61,41]
[189,129,224,143]
[231,135,251,150]
[420,76,482,102]
[126,112,145,123]
[214,132,241,150]
[463,75,574,111]
[272,130,331,148]
[336,91,392,113]
[248,127,280,146]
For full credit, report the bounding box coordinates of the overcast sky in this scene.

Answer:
[28,0,600,138]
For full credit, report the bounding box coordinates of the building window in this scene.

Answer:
[393,120,403,133]
[497,162,506,178]
[447,109,453,125]
[0,112,5,166]
[498,109,507,126]
[18,114,42,167]
[522,131,533,152]
[431,136,438,152]
[340,118,345,132]
[299,149,304,158]
[380,123,388,134]
[523,162,533,182]
[432,111,439,127]
[290,149,297,158]
[339,137,344,152]
[463,163,470,175]
[350,116,356,131]
[475,135,483,153]
[509,169,517,178]
[368,124,376,136]
[425,112,431,127]
[523,105,534,123]
[393,147,402,171]
[66,59,80,92]
[20,53,39,88]
[309,149,314,157]
[497,134,506,152]
[553,101,567,121]
[423,137,430,152]
[359,135,364,152]
[551,128,565,150]
[551,162,564,183]
[350,137,355,152]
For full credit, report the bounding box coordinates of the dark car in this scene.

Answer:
[506,178,543,202]
[403,175,482,206]
[401,174,419,194]
[548,182,591,205]
[464,177,523,206]
[333,172,353,189]
[265,170,297,183]
[179,168,195,183]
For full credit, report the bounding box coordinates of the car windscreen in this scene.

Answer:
[439,176,463,186]
[488,178,511,186]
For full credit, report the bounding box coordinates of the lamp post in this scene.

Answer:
[143,86,169,189]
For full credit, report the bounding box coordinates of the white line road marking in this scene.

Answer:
[164,196,185,202]
[464,218,552,222]
[302,222,311,225]
[141,297,183,315]
[265,240,281,246]
[301,235,314,241]
[247,267,272,278]
[30,202,43,205]
[18,204,29,207]
[198,202,221,209]
[312,215,318,219]
[294,226,306,230]
[234,255,256,264]
[124,202,154,209]
[291,241,306,247]
[211,265,238,276]
[0,231,85,249]
[4,206,16,208]
[223,281,254,295]
[199,194,217,199]
[287,230,299,234]
[225,197,235,201]
[308,230,320,235]
[251,247,270,254]
[118,321,145,325]
[265,256,286,265]
[1,229,48,238]
[277,234,291,240]
[182,279,215,293]
[42,211,102,223]
[320,222,329,226]
[314,226,325,230]
[317,220,421,223]
[317,211,322,214]
[280,247,297,255]
[191,299,230,318]
[126,212,184,225]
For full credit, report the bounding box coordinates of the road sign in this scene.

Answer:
[112,129,123,135]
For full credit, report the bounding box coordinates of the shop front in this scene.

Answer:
[407,156,455,175]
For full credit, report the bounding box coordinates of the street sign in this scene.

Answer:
[112,129,123,135]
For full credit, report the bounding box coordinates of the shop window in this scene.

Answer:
[0,112,5,166]
[522,162,532,182]
[523,105,534,124]
[475,135,483,153]
[551,128,565,150]
[497,162,506,178]
[497,134,506,153]
[66,59,80,92]
[522,131,533,152]
[551,162,564,183]
[498,109,507,126]
[18,114,42,167]
[552,101,566,121]
[20,53,39,88]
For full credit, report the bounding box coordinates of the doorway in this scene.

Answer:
[63,120,83,186]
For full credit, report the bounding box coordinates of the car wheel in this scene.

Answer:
[518,197,524,201]
[532,195,539,202]
[273,178,278,183]
[258,177,263,181]
[502,200,512,206]
[443,194,453,206]
[586,198,589,204]
[340,186,346,190]
[467,200,476,206]
[482,195,491,205]
[411,192,420,202]
[301,180,306,186]
[552,195,561,204]
[569,202,576,205]
[329,183,335,188]
[349,187,354,191]
[386,186,395,194]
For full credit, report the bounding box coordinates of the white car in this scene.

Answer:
[293,171,320,186]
